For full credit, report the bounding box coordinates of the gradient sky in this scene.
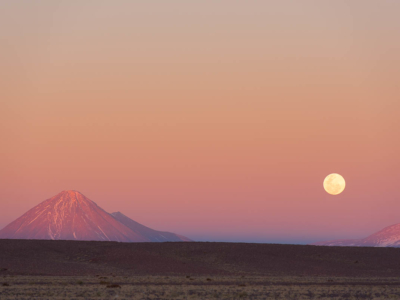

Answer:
[1,1,400,244]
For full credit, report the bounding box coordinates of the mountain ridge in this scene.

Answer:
[0,190,190,243]
[111,211,191,242]
[313,223,400,247]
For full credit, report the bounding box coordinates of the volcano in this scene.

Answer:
[0,190,190,242]
[313,223,400,247]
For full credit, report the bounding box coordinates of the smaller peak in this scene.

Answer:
[112,211,124,216]
[111,212,125,217]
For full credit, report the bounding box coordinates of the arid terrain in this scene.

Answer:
[1,240,400,299]
[2,275,400,299]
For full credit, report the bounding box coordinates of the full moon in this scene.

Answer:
[323,173,346,195]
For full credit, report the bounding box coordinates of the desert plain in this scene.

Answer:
[1,240,400,299]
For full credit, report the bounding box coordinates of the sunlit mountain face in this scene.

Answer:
[0,190,190,243]
[313,223,400,247]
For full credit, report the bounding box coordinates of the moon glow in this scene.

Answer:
[323,173,345,195]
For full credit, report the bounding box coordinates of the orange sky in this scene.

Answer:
[1,1,400,243]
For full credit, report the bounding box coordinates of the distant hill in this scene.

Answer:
[313,223,400,247]
[0,190,190,242]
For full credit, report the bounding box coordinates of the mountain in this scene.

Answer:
[313,223,400,247]
[111,212,191,242]
[0,190,190,243]
[0,190,146,242]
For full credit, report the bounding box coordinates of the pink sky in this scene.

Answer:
[1,1,399,243]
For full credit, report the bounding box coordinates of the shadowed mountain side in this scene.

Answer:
[111,212,191,242]
[1,240,400,277]
[312,239,362,247]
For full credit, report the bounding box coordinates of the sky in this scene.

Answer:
[1,1,399,244]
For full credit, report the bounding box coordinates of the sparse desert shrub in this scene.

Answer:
[238,284,246,287]
[206,278,212,281]
[99,281,110,285]
[2,282,10,286]
[106,284,121,288]
[169,290,182,297]
[77,280,83,285]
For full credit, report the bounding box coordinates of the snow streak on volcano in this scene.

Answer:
[0,191,190,242]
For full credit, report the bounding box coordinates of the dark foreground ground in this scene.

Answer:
[1,240,400,299]
[2,275,400,299]
[0,239,399,277]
